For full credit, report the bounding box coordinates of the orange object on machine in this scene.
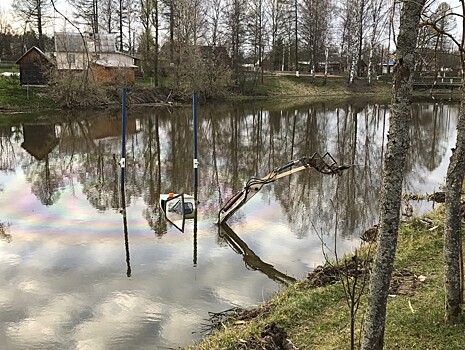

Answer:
[168,193,174,198]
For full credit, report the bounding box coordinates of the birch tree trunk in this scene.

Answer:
[444,85,465,323]
[360,1,425,349]
[443,0,465,324]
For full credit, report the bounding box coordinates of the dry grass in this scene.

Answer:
[186,212,465,350]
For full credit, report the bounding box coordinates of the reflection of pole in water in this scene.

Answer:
[120,87,131,277]
[193,188,198,267]
[121,186,131,277]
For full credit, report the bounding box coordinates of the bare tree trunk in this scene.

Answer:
[444,87,465,323]
[37,3,44,50]
[360,1,425,349]
[294,0,298,74]
[439,0,465,324]
[323,47,328,85]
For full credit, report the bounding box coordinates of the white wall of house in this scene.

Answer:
[54,33,135,70]
[55,51,90,70]
[55,51,135,70]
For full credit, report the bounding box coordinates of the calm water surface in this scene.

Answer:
[0,99,458,349]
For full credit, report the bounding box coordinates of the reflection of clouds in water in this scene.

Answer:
[0,233,281,349]
[0,251,21,266]
[73,291,162,348]
[7,294,85,348]
[162,309,204,347]
[17,280,48,294]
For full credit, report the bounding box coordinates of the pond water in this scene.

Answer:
[0,98,459,349]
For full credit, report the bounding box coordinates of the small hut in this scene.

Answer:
[15,47,52,85]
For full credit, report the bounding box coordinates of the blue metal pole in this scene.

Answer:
[193,91,198,267]
[193,92,198,197]
[120,87,131,277]
[121,87,127,199]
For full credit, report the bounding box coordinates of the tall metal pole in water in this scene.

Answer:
[120,87,131,277]
[193,92,198,199]
[193,92,198,267]
[121,88,127,190]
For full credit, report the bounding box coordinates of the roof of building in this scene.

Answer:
[94,58,137,68]
[15,46,52,64]
[55,32,117,53]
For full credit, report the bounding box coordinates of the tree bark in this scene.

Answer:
[443,0,465,324]
[360,1,425,349]
[444,87,465,323]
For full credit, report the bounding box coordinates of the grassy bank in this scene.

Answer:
[0,75,53,111]
[187,207,465,350]
[1,72,458,112]
[0,74,393,112]
[238,74,392,98]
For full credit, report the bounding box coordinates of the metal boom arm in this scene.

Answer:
[217,152,349,224]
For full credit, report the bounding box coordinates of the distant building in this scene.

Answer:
[381,60,395,74]
[16,33,142,86]
[54,32,140,84]
[15,47,52,85]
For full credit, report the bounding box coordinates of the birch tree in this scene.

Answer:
[367,0,387,84]
[423,0,465,323]
[339,0,359,84]
[360,1,426,349]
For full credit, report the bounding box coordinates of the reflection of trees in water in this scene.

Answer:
[71,119,121,211]
[404,103,456,192]
[162,100,456,239]
[2,101,458,239]
[25,154,64,206]
[0,126,19,172]
[0,221,12,243]
[140,113,167,237]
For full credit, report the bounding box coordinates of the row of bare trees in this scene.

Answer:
[3,0,459,86]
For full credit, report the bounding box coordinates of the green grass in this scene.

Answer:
[237,74,392,98]
[186,209,465,350]
[0,66,19,74]
[0,76,53,110]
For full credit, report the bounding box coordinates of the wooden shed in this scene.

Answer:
[91,58,136,85]
[16,47,52,85]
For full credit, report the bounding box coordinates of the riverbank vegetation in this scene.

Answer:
[187,208,465,350]
[0,72,440,112]
[0,74,53,110]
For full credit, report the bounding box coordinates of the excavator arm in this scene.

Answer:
[217,152,349,224]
